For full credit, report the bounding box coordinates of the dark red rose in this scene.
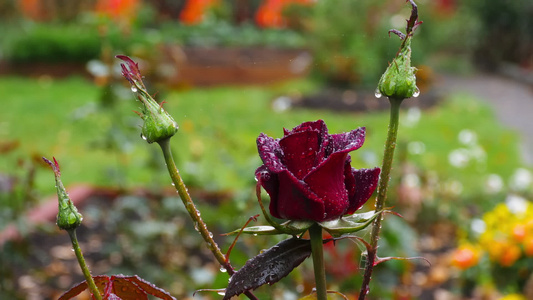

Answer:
[255,120,380,222]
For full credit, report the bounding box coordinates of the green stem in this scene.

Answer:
[309,223,327,300]
[67,229,102,300]
[358,97,403,300]
[157,138,258,300]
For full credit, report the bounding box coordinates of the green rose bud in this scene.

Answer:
[43,157,83,230]
[376,0,422,100]
[377,36,419,99]
[117,55,178,144]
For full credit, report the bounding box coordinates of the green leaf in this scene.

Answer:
[225,225,282,236]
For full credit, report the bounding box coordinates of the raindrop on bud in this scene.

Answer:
[374,89,382,99]
[413,87,420,98]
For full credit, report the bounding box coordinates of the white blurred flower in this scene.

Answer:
[272,96,292,112]
[86,59,109,77]
[448,148,470,168]
[458,129,477,146]
[403,107,421,128]
[408,141,426,155]
[403,173,421,188]
[360,150,379,166]
[509,168,533,191]
[470,218,486,235]
[191,267,215,285]
[485,174,504,194]
[505,194,528,215]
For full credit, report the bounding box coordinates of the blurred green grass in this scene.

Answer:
[0,76,523,201]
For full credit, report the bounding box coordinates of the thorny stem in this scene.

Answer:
[67,229,102,300]
[157,138,259,300]
[358,97,403,300]
[309,223,327,300]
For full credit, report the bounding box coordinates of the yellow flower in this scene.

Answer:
[499,294,526,300]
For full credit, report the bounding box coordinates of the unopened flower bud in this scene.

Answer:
[116,55,178,144]
[377,36,418,99]
[43,157,83,230]
[377,0,422,100]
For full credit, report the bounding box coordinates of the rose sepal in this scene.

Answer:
[318,210,384,237]
[226,219,315,236]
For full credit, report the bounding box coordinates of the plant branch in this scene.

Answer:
[157,138,258,300]
[358,97,403,300]
[67,229,102,300]
[309,223,327,300]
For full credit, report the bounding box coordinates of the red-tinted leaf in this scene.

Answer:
[58,280,89,300]
[126,275,177,300]
[59,275,175,300]
[59,275,109,300]
[223,238,312,300]
[406,0,423,35]
[109,276,148,300]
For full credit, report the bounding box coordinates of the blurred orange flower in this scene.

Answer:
[512,224,527,242]
[95,0,139,23]
[498,243,521,267]
[451,244,481,270]
[255,0,313,28]
[179,0,219,25]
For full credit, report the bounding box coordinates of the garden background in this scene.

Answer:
[0,0,532,299]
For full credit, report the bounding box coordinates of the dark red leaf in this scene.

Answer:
[109,276,148,300]
[58,275,175,300]
[223,238,312,300]
[59,275,109,300]
[126,275,177,300]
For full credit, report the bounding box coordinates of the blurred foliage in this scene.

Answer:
[7,23,102,63]
[303,0,483,89]
[464,0,533,69]
[157,20,306,48]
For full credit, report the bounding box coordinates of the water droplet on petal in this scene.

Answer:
[219,267,227,273]
[140,133,147,141]
[131,86,138,93]
[374,89,382,99]
[413,87,420,98]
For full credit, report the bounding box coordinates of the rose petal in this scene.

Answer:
[279,130,320,179]
[345,167,381,215]
[255,165,281,219]
[285,120,330,166]
[284,120,328,137]
[327,127,366,156]
[257,133,284,173]
[303,151,350,220]
[275,170,325,221]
